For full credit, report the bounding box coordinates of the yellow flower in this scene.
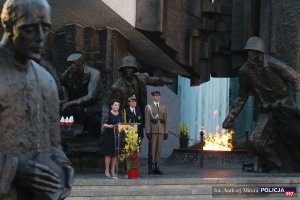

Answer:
[119,126,140,170]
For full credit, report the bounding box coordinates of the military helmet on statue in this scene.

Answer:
[119,55,139,72]
[244,36,265,53]
[67,53,83,62]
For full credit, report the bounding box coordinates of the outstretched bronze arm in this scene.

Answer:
[223,96,248,129]
[223,70,249,129]
[144,74,174,86]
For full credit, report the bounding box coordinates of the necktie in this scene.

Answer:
[156,103,159,112]
[132,109,135,115]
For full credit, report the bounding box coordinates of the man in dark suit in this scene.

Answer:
[126,95,144,142]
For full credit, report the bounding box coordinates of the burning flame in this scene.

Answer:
[203,124,234,151]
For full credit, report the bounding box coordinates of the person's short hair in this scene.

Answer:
[1,0,50,31]
[151,91,160,96]
[109,99,121,106]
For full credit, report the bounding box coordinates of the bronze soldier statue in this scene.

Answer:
[223,36,300,172]
[0,0,74,199]
[61,53,101,134]
[110,55,173,113]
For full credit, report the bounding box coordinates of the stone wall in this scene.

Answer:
[260,0,300,71]
[136,0,234,86]
[51,25,130,92]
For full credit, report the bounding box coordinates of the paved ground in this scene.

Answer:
[73,157,300,199]
[76,158,300,180]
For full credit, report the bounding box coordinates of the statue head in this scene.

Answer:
[244,37,265,53]
[1,0,51,63]
[244,37,265,64]
[119,55,139,78]
[67,53,84,73]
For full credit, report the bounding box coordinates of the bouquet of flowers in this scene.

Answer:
[120,127,140,170]
[179,124,190,148]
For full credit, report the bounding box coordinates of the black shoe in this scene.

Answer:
[154,163,163,175]
[156,169,163,175]
[148,163,155,174]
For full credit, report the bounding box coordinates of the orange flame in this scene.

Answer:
[203,124,234,151]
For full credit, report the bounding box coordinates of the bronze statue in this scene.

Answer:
[223,36,300,172]
[110,55,173,112]
[61,53,101,134]
[0,0,73,199]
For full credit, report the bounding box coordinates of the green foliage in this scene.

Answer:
[189,141,201,149]
[119,127,140,170]
[179,124,189,148]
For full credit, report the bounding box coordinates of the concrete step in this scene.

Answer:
[66,177,300,200]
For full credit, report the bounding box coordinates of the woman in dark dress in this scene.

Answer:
[103,99,123,178]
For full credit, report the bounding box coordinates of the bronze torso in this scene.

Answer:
[239,55,295,105]
[111,75,141,109]
[63,65,91,100]
[0,47,72,200]
[0,49,57,157]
